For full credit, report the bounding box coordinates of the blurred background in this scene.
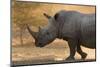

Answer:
[12,0,95,65]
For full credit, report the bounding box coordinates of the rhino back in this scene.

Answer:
[56,11,83,38]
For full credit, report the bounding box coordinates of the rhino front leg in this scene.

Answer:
[66,39,77,60]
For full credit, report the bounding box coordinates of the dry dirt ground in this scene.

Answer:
[12,39,96,66]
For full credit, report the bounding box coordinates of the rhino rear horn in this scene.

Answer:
[43,13,51,19]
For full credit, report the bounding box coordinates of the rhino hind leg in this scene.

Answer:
[77,45,87,59]
[66,39,78,60]
[66,56,75,60]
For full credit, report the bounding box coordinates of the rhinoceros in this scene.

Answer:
[26,10,96,60]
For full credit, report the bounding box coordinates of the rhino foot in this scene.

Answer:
[82,52,87,59]
[66,56,75,61]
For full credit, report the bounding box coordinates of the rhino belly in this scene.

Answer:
[81,37,96,49]
[81,21,96,49]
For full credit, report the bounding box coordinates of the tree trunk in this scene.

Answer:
[20,28,23,45]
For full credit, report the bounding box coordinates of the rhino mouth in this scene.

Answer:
[35,43,46,48]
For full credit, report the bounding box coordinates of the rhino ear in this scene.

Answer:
[43,13,51,19]
[54,13,59,21]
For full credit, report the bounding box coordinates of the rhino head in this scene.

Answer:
[27,13,56,47]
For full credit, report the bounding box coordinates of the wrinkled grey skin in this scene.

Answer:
[27,10,96,60]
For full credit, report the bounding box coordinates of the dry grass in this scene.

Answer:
[12,39,95,63]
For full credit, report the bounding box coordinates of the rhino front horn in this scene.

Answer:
[27,25,38,39]
[43,13,51,19]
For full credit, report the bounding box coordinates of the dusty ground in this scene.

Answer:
[12,39,96,66]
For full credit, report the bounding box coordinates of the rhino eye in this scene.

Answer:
[46,32,49,35]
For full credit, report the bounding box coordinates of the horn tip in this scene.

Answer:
[43,13,47,16]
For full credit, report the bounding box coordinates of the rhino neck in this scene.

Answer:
[56,22,65,39]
